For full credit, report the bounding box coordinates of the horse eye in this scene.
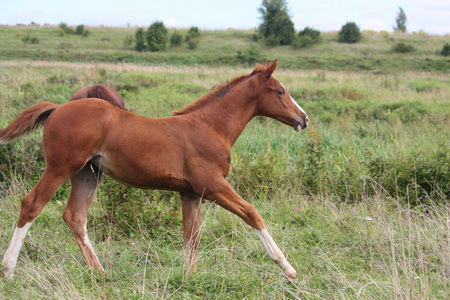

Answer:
[277,90,285,96]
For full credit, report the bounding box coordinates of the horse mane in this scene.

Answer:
[173,64,266,116]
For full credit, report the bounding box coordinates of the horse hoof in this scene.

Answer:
[286,272,297,280]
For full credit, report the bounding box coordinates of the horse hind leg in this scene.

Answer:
[2,169,69,278]
[63,163,104,271]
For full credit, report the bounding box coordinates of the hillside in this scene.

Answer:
[0,25,449,72]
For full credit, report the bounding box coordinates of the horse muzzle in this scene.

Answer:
[294,115,309,131]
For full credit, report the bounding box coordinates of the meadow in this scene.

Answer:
[0,25,449,299]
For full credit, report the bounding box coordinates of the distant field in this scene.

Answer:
[0,25,449,72]
[0,25,449,299]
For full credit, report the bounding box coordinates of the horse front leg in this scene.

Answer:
[201,178,297,279]
[180,192,202,275]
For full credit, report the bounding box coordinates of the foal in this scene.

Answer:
[70,84,127,110]
[1,60,309,279]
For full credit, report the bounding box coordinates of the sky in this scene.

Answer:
[1,0,449,35]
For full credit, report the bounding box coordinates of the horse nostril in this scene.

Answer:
[305,116,310,126]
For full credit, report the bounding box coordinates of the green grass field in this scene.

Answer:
[0,25,449,299]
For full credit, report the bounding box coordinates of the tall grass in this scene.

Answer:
[0,63,449,298]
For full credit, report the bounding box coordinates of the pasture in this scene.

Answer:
[0,26,449,299]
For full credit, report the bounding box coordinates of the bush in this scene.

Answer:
[135,27,146,52]
[294,27,321,49]
[293,35,314,49]
[391,42,415,53]
[187,38,199,50]
[75,25,85,35]
[185,26,200,42]
[338,22,361,43]
[146,21,168,51]
[170,31,183,47]
[58,22,73,34]
[236,44,262,64]
[441,43,450,56]
[22,34,39,44]
[265,35,280,47]
[123,35,133,48]
[298,27,320,41]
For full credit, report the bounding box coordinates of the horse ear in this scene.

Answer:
[263,60,271,68]
[261,59,278,80]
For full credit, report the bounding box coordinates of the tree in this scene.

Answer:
[393,7,407,32]
[258,0,295,46]
[338,22,361,44]
[146,21,168,51]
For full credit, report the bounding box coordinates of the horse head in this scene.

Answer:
[254,59,309,131]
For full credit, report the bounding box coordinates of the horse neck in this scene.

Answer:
[188,87,258,147]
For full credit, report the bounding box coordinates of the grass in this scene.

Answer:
[0,25,449,72]
[0,43,449,298]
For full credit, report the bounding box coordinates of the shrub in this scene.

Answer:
[391,42,415,53]
[146,21,168,51]
[265,35,280,47]
[294,27,321,49]
[185,26,200,42]
[134,27,146,52]
[58,22,73,34]
[22,34,39,44]
[441,43,450,56]
[123,35,133,48]
[170,31,183,47]
[298,27,320,41]
[236,44,261,64]
[293,35,314,49]
[187,38,199,50]
[75,25,85,35]
[338,22,361,43]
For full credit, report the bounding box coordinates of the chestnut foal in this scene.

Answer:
[1,60,308,279]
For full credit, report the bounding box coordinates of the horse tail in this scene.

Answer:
[0,102,59,144]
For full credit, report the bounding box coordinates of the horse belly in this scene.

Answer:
[92,152,192,192]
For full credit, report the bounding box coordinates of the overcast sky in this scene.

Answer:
[1,0,449,35]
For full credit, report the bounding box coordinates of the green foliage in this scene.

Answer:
[298,27,320,41]
[338,22,361,44]
[293,27,321,49]
[58,23,89,37]
[185,26,201,42]
[123,35,133,48]
[170,31,183,47]
[21,34,39,44]
[74,24,90,37]
[146,21,168,51]
[236,43,262,64]
[58,22,73,34]
[187,38,199,50]
[258,0,295,45]
[393,6,407,32]
[391,42,416,53]
[134,27,145,52]
[1,25,449,72]
[441,42,450,56]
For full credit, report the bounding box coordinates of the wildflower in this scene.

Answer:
[365,217,373,221]
[289,198,293,202]
[296,207,300,210]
